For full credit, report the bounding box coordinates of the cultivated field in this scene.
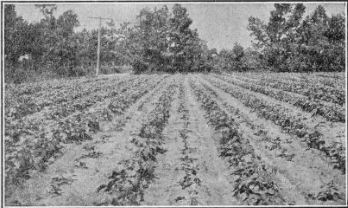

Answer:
[4,72,346,205]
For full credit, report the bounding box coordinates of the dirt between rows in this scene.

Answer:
[6,76,174,205]
[196,74,345,205]
[5,74,346,206]
[141,75,238,205]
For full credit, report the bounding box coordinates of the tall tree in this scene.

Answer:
[4,5,30,65]
[118,4,208,73]
[297,5,344,72]
[231,43,246,71]
[248,3,345,72]
[248,3,307,71]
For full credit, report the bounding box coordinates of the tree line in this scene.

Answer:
[4,3,345,83]
[118,4,217,74]
[219,4,345,72]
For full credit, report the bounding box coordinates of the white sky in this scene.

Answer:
[13,2,346,51]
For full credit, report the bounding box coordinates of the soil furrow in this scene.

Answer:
[6,76,174,206]
[195,75,346,205]
[143,75,240,205]
[213,74,345,123]
[189,75,286,205]
[95,82,178,205]
[4,75,167,199]
[141,75,187,205]
[202,75,346,173]
[184,76,240,205]
[236,73,345,106]
[5,73,346,206]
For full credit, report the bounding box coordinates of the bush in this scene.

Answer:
[70,66,89,77]
[5,65,28,84]
[100,65,133,75]
[131,59,148,74]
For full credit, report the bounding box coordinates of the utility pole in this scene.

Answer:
[88,16,113,76]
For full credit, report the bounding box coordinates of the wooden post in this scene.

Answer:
[88,16,113,76]
[96,17,101,76]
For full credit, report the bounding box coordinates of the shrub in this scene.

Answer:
[131,59,148,74]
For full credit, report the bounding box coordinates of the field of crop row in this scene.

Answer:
[4,73,346,205]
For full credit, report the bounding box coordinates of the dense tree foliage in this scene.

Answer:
[5,4,86,82]
[4,5,31,65]
[4,4,214,82]
[247,3,345,72]
[115,4,213,73]
[3,3,346,83]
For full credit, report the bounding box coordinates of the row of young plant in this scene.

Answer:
[5,75,134,120]
[176,83,201,205]
[271,72,345,90]
[49,76,145,120]
[4,75,103,97]
[313,72,344,79]
[189,79,285,205]
[57,76,164,142]
[97,84,178,205]
[310,74,345,89]
[5,76,165,194]
[204,77,345,174]
[136,76,171,112]
[240,72,345,90]
[296,73,344,89]
[5,76,147,151]
[102,75,169,130]
[5,76,155,142]
[198,79,346,204]
[236,74,345,106]
[214,74,345,122]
